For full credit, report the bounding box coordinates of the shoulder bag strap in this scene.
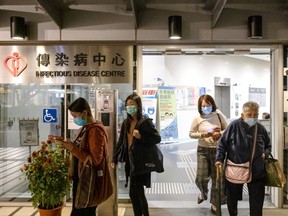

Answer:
[82,124,109,167]
[246,123,258,181]
[73,126,86,143]
[216,113,222,130]
[249,123,258,167]
[135,116,146,130]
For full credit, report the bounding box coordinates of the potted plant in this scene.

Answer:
[20,138,71,216]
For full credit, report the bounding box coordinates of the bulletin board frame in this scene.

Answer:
[19,119,39,146]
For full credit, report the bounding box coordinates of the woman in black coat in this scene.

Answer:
[111,93,161,216]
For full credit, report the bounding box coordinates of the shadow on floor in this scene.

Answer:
[123,207,288,216]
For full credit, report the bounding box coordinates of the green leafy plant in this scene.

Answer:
[20,141,71,209]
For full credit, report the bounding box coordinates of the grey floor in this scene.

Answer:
[0,142,287,216]
[124,207,288,216]
[0,204,287,216]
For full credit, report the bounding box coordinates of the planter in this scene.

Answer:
[38,205,63,216]
[20,141,71,214]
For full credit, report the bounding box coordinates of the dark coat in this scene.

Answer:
[216,118,271,180]
[112,116,161,186]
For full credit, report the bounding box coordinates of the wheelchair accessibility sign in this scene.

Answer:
[43,109,57,123]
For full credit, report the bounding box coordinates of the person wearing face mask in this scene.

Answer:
[189,94,228,215]
[111,93,161,216]
[57,97,109,216]
[215,101,271,216]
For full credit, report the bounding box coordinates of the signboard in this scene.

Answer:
[43,108,57,123]
[0,45,133,84]
[142,88,158,125]
[19,119,39,146]
[158,86,178,141]
[96,90,114,113]
[249,87,266,107]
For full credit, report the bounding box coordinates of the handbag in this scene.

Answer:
[116,127,128,163]
[225,160,251,184]
[225,124,258,184]
[116,144,127,163]
[75,128,113,209]
[265,153,287,188]
[75,153,113,208]
[130,116,164,175]
[131,144,164,175]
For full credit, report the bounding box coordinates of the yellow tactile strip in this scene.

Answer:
[0,207,19,216]
[0,206,126,216]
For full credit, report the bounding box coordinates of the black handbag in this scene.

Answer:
[265,153,287,188]
[116,144,127,163]
[131,144,164,176]
[130,116,164,175]
[115,126,128,163]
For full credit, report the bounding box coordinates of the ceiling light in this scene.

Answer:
[169,16,182,40]
[10,16,26,40]
[248,15,262,39]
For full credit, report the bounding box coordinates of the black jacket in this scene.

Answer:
[112,116,161,186]
[216,118,271,180]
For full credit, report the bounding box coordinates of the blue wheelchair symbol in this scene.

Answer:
[43,109,57,123]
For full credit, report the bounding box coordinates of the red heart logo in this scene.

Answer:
[4,52,28,77]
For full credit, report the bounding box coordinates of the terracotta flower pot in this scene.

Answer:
[38,205,63,216]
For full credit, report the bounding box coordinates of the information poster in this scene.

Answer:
[187,87,198,107]
[19,119,39,146]
[142,88,158,125]
[158,86,178,142]
[249,87,266,107]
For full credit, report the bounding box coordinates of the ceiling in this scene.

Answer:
[0,0,287,30]
[0,0,285,59]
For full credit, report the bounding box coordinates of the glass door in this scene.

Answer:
[141,46,273,208]
[0,83,132,203]
[0,84,64,201]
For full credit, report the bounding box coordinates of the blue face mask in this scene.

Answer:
[126,105,137,116]
[244,118,258,127]
[202,106,212,115]
[74,117,87,126]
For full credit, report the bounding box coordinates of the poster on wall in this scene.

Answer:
[187,87,198,107]
[199,87,206,96]
[231,84,242,118]
[249,87,266,107]
[142,88,158,125]
[158,86,178,142]
[96,90,114,113]
[176,87,200,109]
[19,119,39,146]
[176,88,185,109]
